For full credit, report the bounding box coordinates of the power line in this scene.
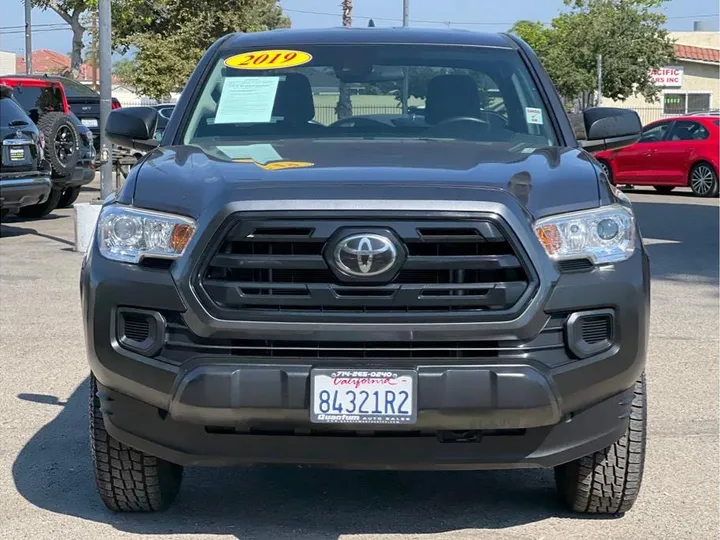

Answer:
[283,8,719,27]
[0,27,71,36]
[0,23,68,30]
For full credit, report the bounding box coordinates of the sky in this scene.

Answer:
[0,0,718,59]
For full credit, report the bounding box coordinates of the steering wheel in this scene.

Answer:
[435,116,490,127]
[479,110,508,129]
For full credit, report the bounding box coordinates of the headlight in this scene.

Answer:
[534,204,635,264]
[97,205,196,264]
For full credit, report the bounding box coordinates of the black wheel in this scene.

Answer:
[653,186,675,194]
[689,162,718,197]
[555,373,646,514]
[597,160,614,185]
[16,188,62,219]
[37,112,79,177]
[90,374,183,512]
[0,208,9,222]
[57,186,81,208]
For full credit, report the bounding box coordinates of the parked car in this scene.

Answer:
[595,115,719,197]
[0,84,51,220]
[42,75,104,152]
[86,28,649,514]
[0,75,80,178]
[0,75,96,216]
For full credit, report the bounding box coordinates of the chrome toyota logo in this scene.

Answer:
[333,234,398,277]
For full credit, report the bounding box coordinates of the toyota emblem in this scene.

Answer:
[333,234,398,277]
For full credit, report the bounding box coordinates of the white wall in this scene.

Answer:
[671,32,720,49]
[0,51,16,76]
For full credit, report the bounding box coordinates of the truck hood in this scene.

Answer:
[130,139,600,220]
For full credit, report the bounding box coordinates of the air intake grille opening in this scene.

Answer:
[122,314,151,342]
[117,308,165,356]
[581,316,611,344]
[566,309,614,359]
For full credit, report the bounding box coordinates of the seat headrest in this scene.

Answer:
[424,75,480,125]
[272,73,315,124]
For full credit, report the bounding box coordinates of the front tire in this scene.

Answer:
[555,373,646,514]
[689,162,718,197]
[90,375,183,512]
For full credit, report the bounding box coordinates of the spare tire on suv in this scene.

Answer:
[38,111,79,177]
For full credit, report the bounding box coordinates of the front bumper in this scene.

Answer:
[81,201,650,470]
[0,176,51,209]
[98,379,633,469]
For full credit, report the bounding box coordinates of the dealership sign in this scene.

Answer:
[648,66,684,87]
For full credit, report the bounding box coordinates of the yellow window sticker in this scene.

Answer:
[225,50,312,70]
[232,160,315,171]
[261,161,314,171]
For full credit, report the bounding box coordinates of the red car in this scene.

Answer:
[595,114,719,197]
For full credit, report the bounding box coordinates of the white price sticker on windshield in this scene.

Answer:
[214,76,280,124]
[526,107,544,125]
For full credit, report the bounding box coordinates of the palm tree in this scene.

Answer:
[335,0,353,119]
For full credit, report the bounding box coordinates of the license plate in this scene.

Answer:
[82,118,98,128]
[310,369,417,424]
[9,146,25,161]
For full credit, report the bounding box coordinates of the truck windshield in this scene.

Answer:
[182,44,558,155]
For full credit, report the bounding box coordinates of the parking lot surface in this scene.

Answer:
[1,182,718,540]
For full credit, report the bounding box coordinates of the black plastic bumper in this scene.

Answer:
[98,379,633,469]
[0,176,51,209]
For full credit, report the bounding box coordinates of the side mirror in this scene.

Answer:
[571,107,642,153]
[106,106,160,151]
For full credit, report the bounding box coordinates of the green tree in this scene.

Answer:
[112,58,134,85]
[512,0,675,109]
[111,0,290,100]
[30,0,97,77]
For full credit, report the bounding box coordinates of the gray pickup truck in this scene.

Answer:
[82,27,649,516]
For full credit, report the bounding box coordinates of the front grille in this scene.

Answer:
[195,215,537,321]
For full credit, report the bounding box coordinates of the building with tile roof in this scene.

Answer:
[608,31,719,124]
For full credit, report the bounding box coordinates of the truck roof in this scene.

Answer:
[222,27,515,51]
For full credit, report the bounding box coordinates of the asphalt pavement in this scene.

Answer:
[0,182,718,540]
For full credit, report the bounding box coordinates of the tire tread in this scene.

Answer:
[89,376,182,512]
[555,373,647,514]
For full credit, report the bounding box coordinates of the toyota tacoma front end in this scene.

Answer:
[81,28,649,515]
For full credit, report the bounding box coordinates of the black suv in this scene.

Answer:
[0,84,51,220]
[83,29,650,515]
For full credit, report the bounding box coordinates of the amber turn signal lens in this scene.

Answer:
[170,224,195,253]
[535,224,562,254]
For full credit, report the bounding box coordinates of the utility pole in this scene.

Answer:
[596,54,603,107]
[24,0,32,74]
[401,0,409,114]
[99,0,113,198]
[92,10,98,92]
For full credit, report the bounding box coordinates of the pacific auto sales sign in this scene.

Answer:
[649,66,684,87]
